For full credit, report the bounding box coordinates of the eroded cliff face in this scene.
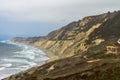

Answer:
[12,11,120,60]
[5,11,120,80]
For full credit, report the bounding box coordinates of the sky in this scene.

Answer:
[0,0,120,40]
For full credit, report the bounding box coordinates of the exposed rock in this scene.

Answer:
[6,10,120,80]
[11,11,120,60]
[117,39,120,44]
[92,38,105,45]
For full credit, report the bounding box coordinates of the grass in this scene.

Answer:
[94,67,120,80]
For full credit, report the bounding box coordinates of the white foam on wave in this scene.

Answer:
[0,63,12,68]
[0,67,27,80]
[14,49,36,60]
[0,67,6,70]
[5,40,49,62]
[19,66,29,69]
[13,44,49,60]
[2,58,37,67]
[1,40,48,59]
[0,40,49,80]
[0,74,10,80]
[2,58,29,63]
[29,62,37,66]
[4,40,49,64]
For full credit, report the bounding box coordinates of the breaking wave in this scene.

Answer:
[0,40,49,80]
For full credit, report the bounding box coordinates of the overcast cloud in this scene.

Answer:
[0,0,119,22]
[0,0,120,39]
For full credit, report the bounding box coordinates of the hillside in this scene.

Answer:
[12,10,120,60]
[3,56,120,80]
[4,10,120,80]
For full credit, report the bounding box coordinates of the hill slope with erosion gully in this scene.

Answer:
[4,10,120,80]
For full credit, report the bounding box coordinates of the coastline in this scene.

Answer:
[0,40,50,80]
[32,46,59,62]
[10,41,58,62]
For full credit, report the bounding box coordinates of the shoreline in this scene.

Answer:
[10,41,58,62]
[33,46,59,62]
[0,41,51,80]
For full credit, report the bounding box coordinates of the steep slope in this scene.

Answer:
[4,10,120,80]
[3,55,120,80]
[12,11,120,60]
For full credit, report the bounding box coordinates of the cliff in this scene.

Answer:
[12,10,120,60]
[5,10,120,80]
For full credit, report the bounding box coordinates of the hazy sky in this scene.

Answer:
[0,0,120,39]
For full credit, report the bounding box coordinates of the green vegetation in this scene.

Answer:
[94,67,120,80]
[42,67,120,80]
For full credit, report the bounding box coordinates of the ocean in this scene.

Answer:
[0,41,49,80]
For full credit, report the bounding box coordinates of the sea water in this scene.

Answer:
[0,40,49,79]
